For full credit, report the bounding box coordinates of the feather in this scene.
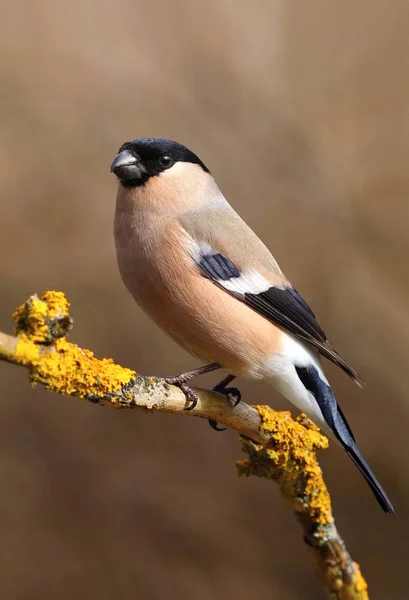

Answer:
[196,247,362,385]
[295,365,394,513]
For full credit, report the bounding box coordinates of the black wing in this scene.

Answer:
[198,252,362,385]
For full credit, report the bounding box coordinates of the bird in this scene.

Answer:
[110,137,394,514]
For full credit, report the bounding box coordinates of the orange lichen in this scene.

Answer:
[237,405,332,525]
[12,291,135,402]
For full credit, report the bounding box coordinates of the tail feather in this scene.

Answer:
[295,364,394,514]
[334,404,395,514]
[345,444,395,514]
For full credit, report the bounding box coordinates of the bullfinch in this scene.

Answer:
[111,137,394,514]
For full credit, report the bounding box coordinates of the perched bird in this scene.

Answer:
[111,137,394,514]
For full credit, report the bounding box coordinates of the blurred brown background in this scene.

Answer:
[0,1,408,598]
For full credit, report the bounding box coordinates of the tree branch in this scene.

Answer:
[0,291,369,599]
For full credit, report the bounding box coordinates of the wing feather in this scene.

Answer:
[196,250,362,385]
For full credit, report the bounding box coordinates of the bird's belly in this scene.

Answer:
[126,267,281,378]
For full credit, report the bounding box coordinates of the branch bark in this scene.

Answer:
[0,291,369,600]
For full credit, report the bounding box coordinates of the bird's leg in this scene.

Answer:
[213,373,236,393]
[164,362,221,411]
[208,373,242,431]
[213,373,242,406]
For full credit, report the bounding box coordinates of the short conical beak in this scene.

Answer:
[110,150,143,183]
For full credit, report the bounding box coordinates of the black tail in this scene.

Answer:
[295,365,395,514]
[345,443,395,514]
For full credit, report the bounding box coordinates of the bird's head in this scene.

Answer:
[110,137,210,188]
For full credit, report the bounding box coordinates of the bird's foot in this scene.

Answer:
[208,379,242,431]
[163,376,200,411]
[214,386,242,407]
[163,363,221,411]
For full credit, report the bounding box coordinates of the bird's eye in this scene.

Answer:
[159,154,173,168]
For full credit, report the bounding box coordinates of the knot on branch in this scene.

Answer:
[237,405,332,525]
[13,291,73,343]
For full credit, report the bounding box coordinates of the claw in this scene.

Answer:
[222,387,242,407]
[213,386,242,407]
[208,419,227,431]
[163,362,221,410]
[208,381,242,432]
[164,378,199,410]
[180,383,199,411]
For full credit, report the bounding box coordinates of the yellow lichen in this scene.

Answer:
[322,562,369,600]
[13,291,72,343]
[13,294,49,342]
[237,406,369,598]
[41,290,70,320]
[14,338,41,365]
[237,405,332,525]
[11,291,135,402]
[346,565,369,599]
[6,291,368,599]
[29,338,135,398]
